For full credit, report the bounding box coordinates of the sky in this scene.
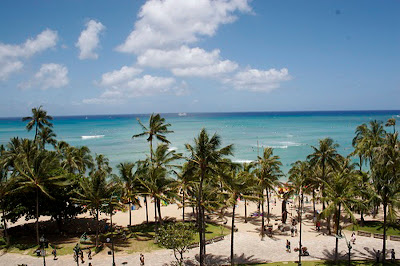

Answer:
[0,0,399,117]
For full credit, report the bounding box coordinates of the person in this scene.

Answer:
[291,226,295,237]
[88,248,92,260]
[391,249,396,262]
[140,253,145,265]
[316,220,321,232]
[376,250,381,263]
[52,247,57,260]
[286,239,291,253]
[80,249,85,264]
[351,232,356,244]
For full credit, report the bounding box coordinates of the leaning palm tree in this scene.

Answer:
[22,106,53,141]
[307,138,340,234]
[184,128,233,266]
[37,127,57,150]
[385,118,396,133]
[132,113,173,161]
[254,147,282,238]
[13,149,66,244]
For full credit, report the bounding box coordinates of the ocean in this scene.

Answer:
[1,111,399,176]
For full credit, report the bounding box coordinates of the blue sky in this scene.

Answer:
[0,0,399,117]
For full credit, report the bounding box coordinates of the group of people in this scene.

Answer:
[73,245,92,264]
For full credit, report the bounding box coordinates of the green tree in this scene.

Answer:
[37,127,57,150]
[385,118,396,134]
[184,128,233,266]
[22,106,53,141]
[117,162,140,226]
[157,222,196,265]
[254,147,282,238]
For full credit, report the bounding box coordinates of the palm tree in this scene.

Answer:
[132,113,173,161]
[319,157,358,262]
[75,146,94,174]
[184,128,233,266]
[37,127,57,150]
[175,162,194,222]
[0,145,11,244]
[221,164,255,265]
[289,160,311,219]
[385,118,396,133]
[254,147,282,238]
[307,138,340,235]
[117,162,140,226]
[239,163,256,223]
[75,160,117,247]
[371,132,400,262]
[22,106,53,141]
[13,149,66,244]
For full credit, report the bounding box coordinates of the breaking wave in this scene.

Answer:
[81,135,105,140]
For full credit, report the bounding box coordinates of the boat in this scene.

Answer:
[178,112,187,117]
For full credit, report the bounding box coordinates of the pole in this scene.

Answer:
[348,244,351,266]
[43,250,46,266]
[298,191,303,266]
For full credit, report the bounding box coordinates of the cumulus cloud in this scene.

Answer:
[20,63,69,90]
[84,66,186,104]
[116,0,251,53]
[76,20,105,59]
[0,29,58,80]
[99,66,142,87]
[225,68,291,92]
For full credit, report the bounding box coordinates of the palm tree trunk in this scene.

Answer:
[244,199,247,223]
[35,123,38,141]
[36,188,40,245]
[230,203,236,266]
[312,189,316,219]
[96,208,99,247]
[182,192,185,221]
[335,202,341,263]
[145,196,149,224]
[129,201,132,227]
[382,201,387,263]
[266,188,270,223]
[157,198,163,224]
[154,199,158,223]
[198,169,205,266]
[2,209,9,245]
[261,192,265,239]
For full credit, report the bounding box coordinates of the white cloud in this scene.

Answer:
[226,68,291,92]
[138,45,238,77]
[99,66,142,87]
[20,63,69,90]
[0,29,58,80]
[84,69,186,104]
[116,0,251,53]
[76,20,105,60]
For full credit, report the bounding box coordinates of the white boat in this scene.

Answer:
[178,112,187,116]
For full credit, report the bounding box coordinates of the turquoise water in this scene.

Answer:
[1,111,399,175]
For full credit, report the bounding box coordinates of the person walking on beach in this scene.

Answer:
[88,248,92,260]
[51,247,57,260]
[286,240,291,253]
[391,249,396,262]
[351,232,356,244]
[140,253,145,265]
[376,250,381,263]
[80,249,85,264]
[316,220,321,231]
[291,226,295,237]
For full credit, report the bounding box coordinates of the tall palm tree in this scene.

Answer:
[240,163,256,223]
[0,145,11,244]
[254,147,282,238]
[132,113,173,161]
[221,164,256,265]
[320,157,358,262]
[75,146,94,174]
[307,138,340,235]
[13,150,66,244]
[184,128,233,266]
[117,162,140,226]
[22,106,53,141]
[371,132,400,262]
[37,127,57,150]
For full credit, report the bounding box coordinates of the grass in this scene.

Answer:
[0,221,229,256]
[344,221,400,236]
[240,260,400,265]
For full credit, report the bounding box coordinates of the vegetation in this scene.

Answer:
[0,107,399,266]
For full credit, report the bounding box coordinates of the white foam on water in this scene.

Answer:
[168,147,178,151]
[81,135,105,140]
[233,159,254,164]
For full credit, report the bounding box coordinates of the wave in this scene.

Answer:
[233,159,254,164]
[252,141,302,149]
[81,135,105,140]
[168,147,178,151]
[270,145,289,149]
